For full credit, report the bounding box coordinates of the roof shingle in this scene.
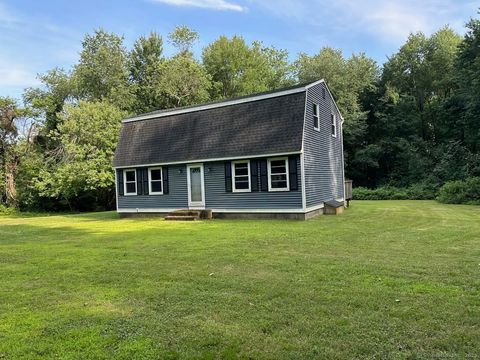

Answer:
[113,90,306,167]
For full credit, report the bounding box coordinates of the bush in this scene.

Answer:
[0,204,16,215]
[353,183,438,200]
[437,177,480,205]
[405,183,439,200]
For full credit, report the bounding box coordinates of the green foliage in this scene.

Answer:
[0,203,16,214]
[73,29,133,110]
[168,25,199,55]
[203,36,292,99]
[437,177,480,205]
[33,101,125,210]
[353,184,438,200]
[6,11,480,211]
[129,32,165,113]
[159,54,211,108]
[455,18,480,152]
[23,68,74,140]
[0,97,33,207]
[352,26,467,188]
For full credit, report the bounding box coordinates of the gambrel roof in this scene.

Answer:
[113,80,336,167]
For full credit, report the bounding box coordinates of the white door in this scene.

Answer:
[187,164,205,209]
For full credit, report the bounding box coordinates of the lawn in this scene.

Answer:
[0,201,479,359]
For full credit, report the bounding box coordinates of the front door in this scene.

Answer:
[187,164,205,209]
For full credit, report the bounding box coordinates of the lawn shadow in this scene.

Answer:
[0,223,97,245]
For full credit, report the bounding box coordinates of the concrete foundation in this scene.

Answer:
[119,208,324,220]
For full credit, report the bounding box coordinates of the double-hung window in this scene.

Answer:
[124,169,137,195]
[232,160,250,192]
[148,167,163,195]
[268,157,289,191]
[313,103,320,131]
[331,113,337,137]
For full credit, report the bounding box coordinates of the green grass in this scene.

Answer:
[0,201,479,359]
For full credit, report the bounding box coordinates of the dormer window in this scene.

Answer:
[313,104,320,131]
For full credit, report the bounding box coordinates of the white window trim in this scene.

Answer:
[123,169,137,196]
[313,103,320,132]
[148,167,163,195]
[331,113,337,138]
[267,157,290,192]
[187,163,205,209]
[231,160,251,193]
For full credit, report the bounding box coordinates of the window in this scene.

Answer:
[268,157,289,191]
[331,113,337,137]
[148,167,163,195]
[313,103,320,131]
[123,169,137,195]
[232,160,250,192]
[322,87,326,99]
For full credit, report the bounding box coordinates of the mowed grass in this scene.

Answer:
[0,201,479,359]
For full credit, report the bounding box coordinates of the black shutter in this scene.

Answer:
[225,161,232,192]
[250,160,259,192]
[259,159,268,192]
[162,167,169,194]
[288,155,298,191]
[117,169,124,196]
[136,169,142,195]
[143,168,149,195]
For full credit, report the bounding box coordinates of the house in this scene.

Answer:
[113,79,345,220]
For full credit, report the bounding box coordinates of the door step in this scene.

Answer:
[165,209,212,221]
[164,215,198,221]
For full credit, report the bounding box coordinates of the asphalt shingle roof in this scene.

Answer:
[113,89,307,167]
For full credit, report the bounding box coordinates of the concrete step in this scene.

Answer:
[165,209,213,220]
[170,210,201,217]
[165,215,197,221]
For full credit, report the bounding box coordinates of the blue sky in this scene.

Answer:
[0,0,478,99]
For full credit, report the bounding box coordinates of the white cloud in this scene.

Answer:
[252,0,476,43]
[150,0,247,11]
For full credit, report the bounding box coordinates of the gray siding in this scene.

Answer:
[118,164,188,209]
[303,83,345,207]
[204,160,302,209]
[117,160,302,211]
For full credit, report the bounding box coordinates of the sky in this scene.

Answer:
[0,0,478,99]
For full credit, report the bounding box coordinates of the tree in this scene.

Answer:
[296,47,345,86]
[0,97,35,207]
[33,101,125,210]
[129,32,165,113]
[159,55,211,108]
[360,27,463,187]
[23,68,75,149]
[203,36,292,99]
[73,29,133,110]
[168,25,199,55]
[455,18,480,153]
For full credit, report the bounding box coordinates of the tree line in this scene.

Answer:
[1,14,479,211]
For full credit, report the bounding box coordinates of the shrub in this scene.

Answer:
[353,184,438,200]
[437,177,480,205]
[0,204,16,215]
[405,183,439,200]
